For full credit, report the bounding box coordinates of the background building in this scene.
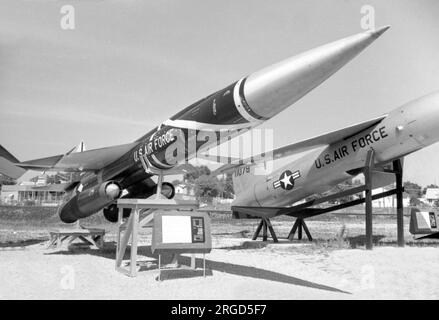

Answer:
[424,188,439,205]
[0,183,66,206]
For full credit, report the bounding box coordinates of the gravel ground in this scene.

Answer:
[0,219,438,300]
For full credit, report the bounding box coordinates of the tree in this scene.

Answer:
[410,197,421,206]
[194,174,222,199]
[0,174,16,187]
[183,165,211,182]
[221,173,234,199]
[404,181,422,198]
[181,165,235,200]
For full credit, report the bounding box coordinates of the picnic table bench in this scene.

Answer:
[47,227,105,249]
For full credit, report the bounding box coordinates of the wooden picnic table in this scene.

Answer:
[47,227,105,249]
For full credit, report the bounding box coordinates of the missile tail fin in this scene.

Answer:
[0,145,26,180]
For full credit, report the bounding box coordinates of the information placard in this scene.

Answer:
[162,216,192,244]
[410,208,439,234]
[152,211,212,254]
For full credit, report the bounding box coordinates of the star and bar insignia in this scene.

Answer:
[273,170,301,190]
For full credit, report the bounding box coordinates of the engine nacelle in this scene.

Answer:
[102,181,175,222]
[59,181,122,223]
[158,182,175,200]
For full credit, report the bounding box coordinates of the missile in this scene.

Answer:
[242,26,390,119]
[8,27,390,224]
[231,91,439,211]
[145,27,390,169]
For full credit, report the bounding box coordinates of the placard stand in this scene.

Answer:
[157,253,206,281]
[115,197,199,277]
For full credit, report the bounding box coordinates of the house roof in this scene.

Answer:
[1,183,68,192]
[425,188,439,200]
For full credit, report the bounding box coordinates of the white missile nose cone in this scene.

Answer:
[366,25,391,39]
[242,26,390,119]
[106,183,121,199]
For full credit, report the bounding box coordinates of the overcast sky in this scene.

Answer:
[0,0,438,185]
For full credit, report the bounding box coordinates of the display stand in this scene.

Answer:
[115,197,199,277]
[287,218,312,241]
[251,218,278,242]
[250,150,405,249]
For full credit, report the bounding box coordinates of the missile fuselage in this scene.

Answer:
[57,27,389,223]
[233,92,439,210]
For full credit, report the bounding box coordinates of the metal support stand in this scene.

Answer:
[252,218,278,242]
[115,204,155,277]
[116,157,205,278]
[115,199,199,277]
[115,172,166,277]
[394,159,405,247]
[364,149,374,250]
[287,218,313,241]
[247,150,406,249]
[362,151,405,249]
[156,171,163,199]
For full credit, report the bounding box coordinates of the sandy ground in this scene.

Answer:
[0,229,438,299]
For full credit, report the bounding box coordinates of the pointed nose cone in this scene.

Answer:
[368,25,391,39]
[243,26,390,119]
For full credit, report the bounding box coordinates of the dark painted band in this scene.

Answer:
[238,77,269,121]
[146,154,173,170]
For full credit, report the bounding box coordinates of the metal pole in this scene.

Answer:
[288,218,301,240]
[394,159,405,247]
[262,219,268,241]
[365,150,374,250]
[159,254,162,281]
[130,206,139,277]
[298,220,303,240]
[252,219,264,240]
[156,172,163,199]
[301,220,313,241]
[266,219,279,243]
[115,207,122,269]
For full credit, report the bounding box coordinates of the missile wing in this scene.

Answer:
[209,114,388,175]
[16,142,139,172]
[0,145,26,179]
[0,157,26,179]
[0,144,20,163]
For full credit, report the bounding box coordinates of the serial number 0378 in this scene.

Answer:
[215,304,266,315]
